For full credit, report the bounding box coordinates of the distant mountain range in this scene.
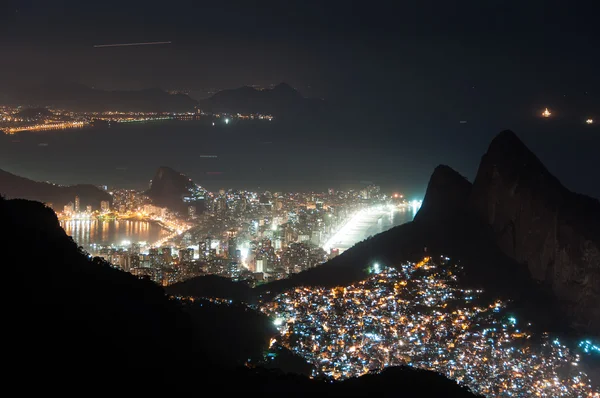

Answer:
[6,81,198,112]
[0,168,111,210]
[3,81,324,116]
[198,82,324,116]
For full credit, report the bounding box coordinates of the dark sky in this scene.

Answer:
[0,0,599,197]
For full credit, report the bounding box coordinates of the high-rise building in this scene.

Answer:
[130,243,141,256]
[228,237,237,259]
[161,247,173,265]
[130,254,140,269]
[148,248,161,268]
[100,201,110,213]
[198,241,207,260]
[86,205,92,214]
[256,258,264,273]
[179,248,194,263]
[188,205,196,218]
[74,196,80,213]
[64,202,74,215]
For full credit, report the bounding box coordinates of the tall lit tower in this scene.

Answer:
[74,196,80,213]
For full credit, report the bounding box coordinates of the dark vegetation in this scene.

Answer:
[167,274,255,303]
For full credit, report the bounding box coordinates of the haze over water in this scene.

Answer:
[0,120,429,197]
[61,219,170,252]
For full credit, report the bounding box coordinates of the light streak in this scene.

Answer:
[93,41,172,48]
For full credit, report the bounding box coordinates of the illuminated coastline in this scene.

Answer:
[323,202,421,253]
[3,121,88,134]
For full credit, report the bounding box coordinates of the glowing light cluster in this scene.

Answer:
[261,257,598,397]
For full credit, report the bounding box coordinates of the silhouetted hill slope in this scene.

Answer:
[3,197,197,373]
[145,166,199,213]
[180,299,277,367]
[226,366,480,396]
[166,274,256,303]
[469,130,600,334]
[9,81,197,112]
[199,82,323,116]
[0,168,111,209]
[3,196,479,395]
[332,366,479,396]
[413,164,472,224]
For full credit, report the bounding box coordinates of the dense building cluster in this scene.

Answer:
[0,106,89,133]
[261,257,599,397]
[58,177,413,287]
[175,187,399,284]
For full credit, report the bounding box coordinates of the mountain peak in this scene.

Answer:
[414,165,472,224]
[485,130,549,173]
[155,165,183,177]
[273,82,294,90]
[272,82,300,96]
[469,130,600,334]
[147,166,198,212]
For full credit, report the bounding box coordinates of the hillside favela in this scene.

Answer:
[2,1,599,396]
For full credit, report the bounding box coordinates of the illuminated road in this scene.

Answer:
[323,203,420,253]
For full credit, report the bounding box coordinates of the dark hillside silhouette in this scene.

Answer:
[0,168,111,210]
[167,274,256,303]
[198,82,324,117]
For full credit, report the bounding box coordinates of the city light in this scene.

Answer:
[373,262,381,273]
[586,119,594,125]
[261,257,597,396]
[3,121,87,134]
[542,108,552,118]
[411,200,422,213]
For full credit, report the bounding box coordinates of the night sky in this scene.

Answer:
[1,0,598,197]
